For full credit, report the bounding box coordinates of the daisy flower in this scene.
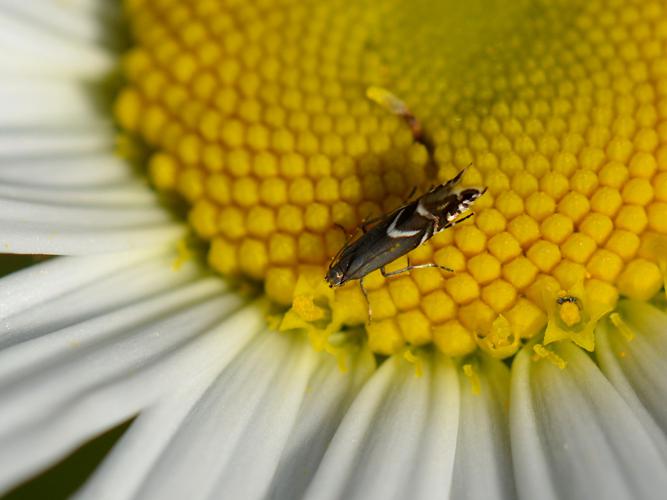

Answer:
[1,0,667,499]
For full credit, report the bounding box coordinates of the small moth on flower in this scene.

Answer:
[325,87,487,320]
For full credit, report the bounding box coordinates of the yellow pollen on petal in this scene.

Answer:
[171,238,193,271]
[462,363,481,395]
[118,0,667,359]
[533,344,567,370]
[609,312,635,342]
[403,349,425,377]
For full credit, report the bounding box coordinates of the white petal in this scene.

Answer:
[133,333,321,500]
[0,275,228,374]
[511,341,667,500]
[0,78,107,126]
[1,258,201,348]
[0,4,114,77]
[0,126,114,158]
[0,249,167,320]
[0,146,185,255]
[305,355,460,500]
[74,307,267,500]
[0,196,170,225]
[0,0,118,43]
[450,357,515,500]
[617,300,667,355]
[0,153,133,188]
[596,300,667,451]
[0,217,184,255]
[0,290,238,436]
[266,350,375,500]
[0,284,260,493]
[0,182,157,206]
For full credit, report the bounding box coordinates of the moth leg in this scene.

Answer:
[443,211,474,229]
[381,261,454,278]
[359,277,372,323]
[403,185,418,203]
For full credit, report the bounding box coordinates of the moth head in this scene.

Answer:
[325,235,358,287]
[324,266,346,287]
[458,186,486,205]
[427,185,487,218]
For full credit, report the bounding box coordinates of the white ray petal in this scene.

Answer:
[0,218,184,255]
[304,355,460,500]
[616,299,667,355]
[0,126,114,158]
[0,182,157,206]
[0,300,265,494]
[596,300,667,446]
[0,78,105,126]
[133,333,320,500]
[35,0,113,16]
[266,350,375,500]
[0,248,167,319]
[1,258,202,348]
[0,195,169,225]
[0,9,114,77]
[0,0,118,43]
[511,342,667,500]
[408,357,461,499]
[0,275,226,371]
[0,154,133,187]
[74,306,267,500]
[0,292,239,434]
[451,357,515,500]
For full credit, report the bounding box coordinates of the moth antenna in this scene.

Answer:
[366,86,435,157]
[442,166,468,190]
[329,223,354,265]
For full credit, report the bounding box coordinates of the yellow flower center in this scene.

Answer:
[115,0,667,359]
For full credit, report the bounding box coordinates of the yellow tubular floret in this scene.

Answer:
[118,0,667,358]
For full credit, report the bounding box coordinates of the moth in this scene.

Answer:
[324,87,487,320]
[325,167,487,317]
